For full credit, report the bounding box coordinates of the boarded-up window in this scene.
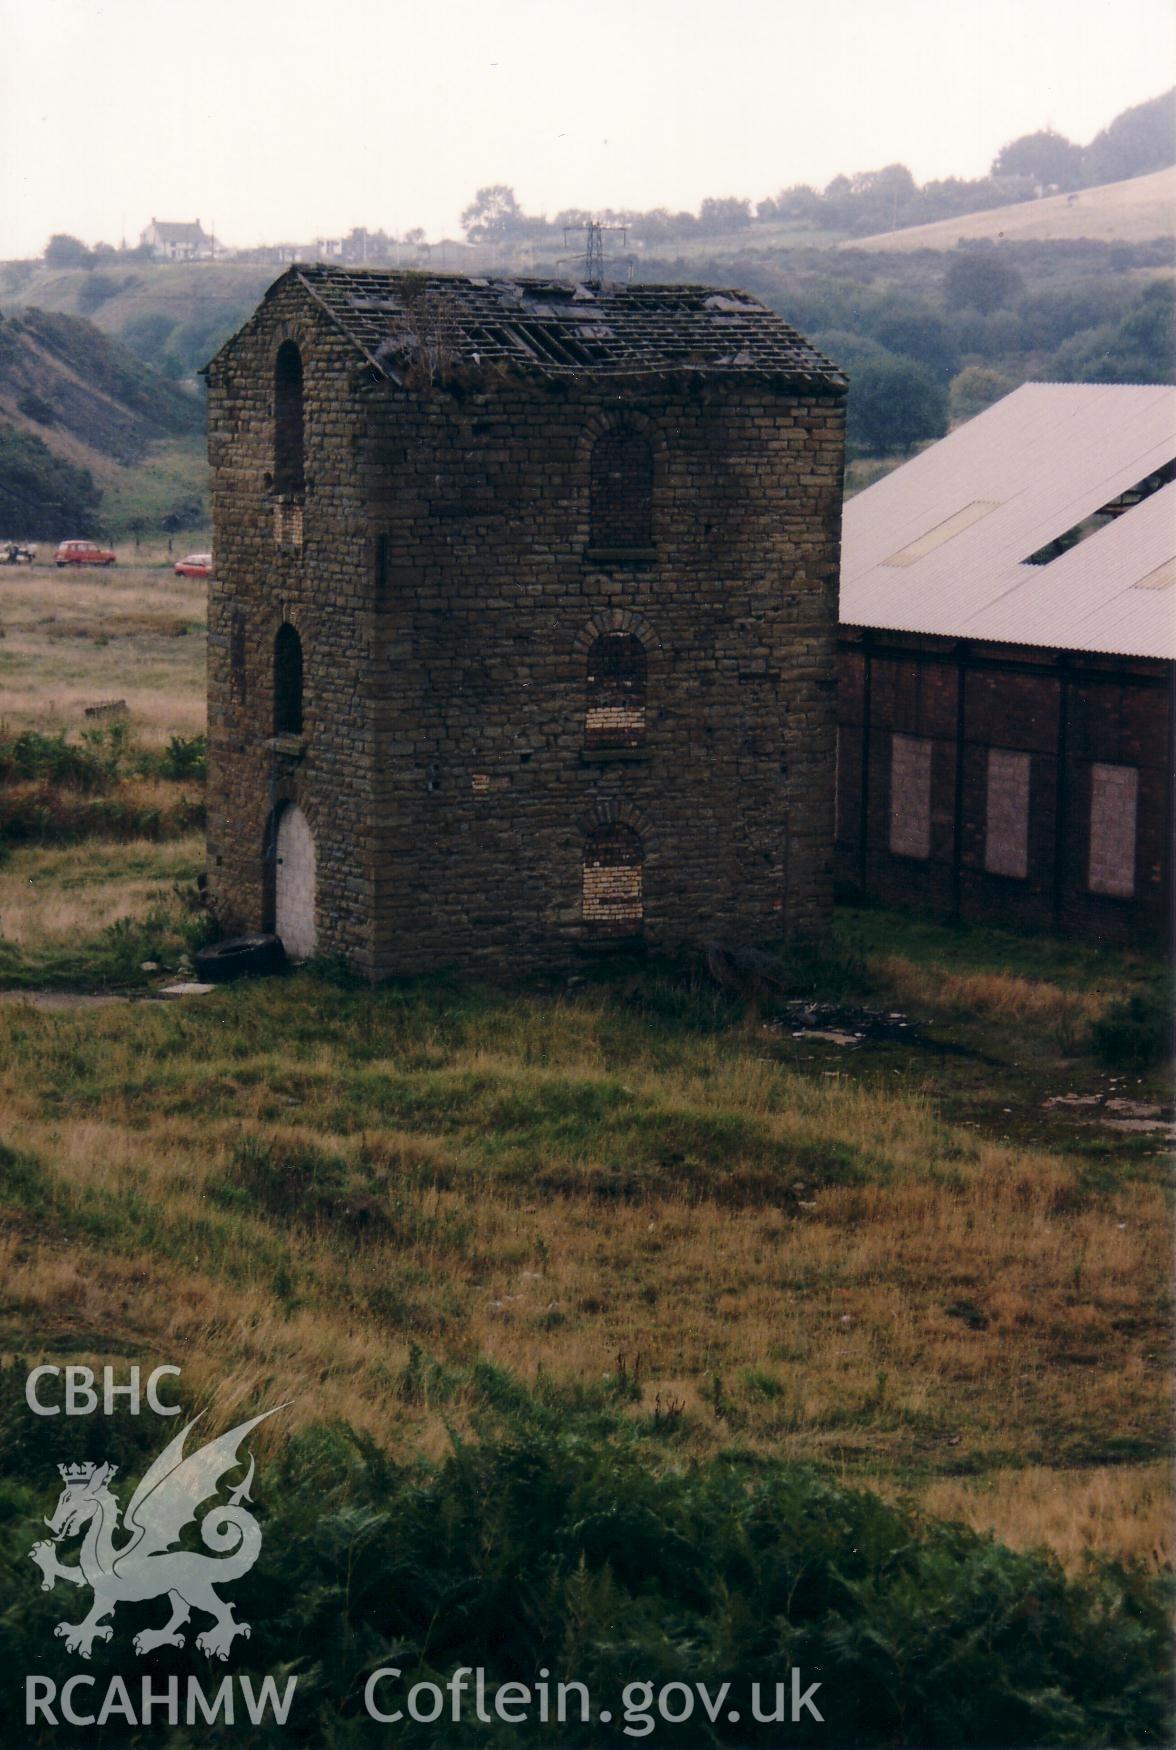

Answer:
[273,341,305,496]
[583,824,643,934]
[1088,763,1138,897]
[586,633,647,748]
[274,623,303,735]
[590,429,653,549]
[889,733,932,860]
[985,748,1031,879]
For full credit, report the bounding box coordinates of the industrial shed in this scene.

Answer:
[837,383,1175,949]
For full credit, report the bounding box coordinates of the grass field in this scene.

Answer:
[0,552,207,742]
[850,164,1176,252]
[1,948,1169,1569]
[0,570,1170,1614]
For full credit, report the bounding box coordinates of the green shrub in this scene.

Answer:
[1090,989,1172,1071]
[0,725,122,792]
[155,732,207,781]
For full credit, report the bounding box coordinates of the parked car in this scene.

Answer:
[55,539,116,568]
[1,541,35,564]
[174,552,214,579]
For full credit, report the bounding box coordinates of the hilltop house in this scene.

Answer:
[202,265,845,974]
[837,383,1175,949]
[139,218,217,261]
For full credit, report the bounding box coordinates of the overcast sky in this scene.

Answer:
[1,0,1172,257]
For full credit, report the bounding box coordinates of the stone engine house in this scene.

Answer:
[204,266,845,975]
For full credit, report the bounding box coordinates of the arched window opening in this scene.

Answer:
[589,428,653,549]
[582,823,644,936]
[274,623,303,735]
[273,341,305,496]
[586,632,647,748]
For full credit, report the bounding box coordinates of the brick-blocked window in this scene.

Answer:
[273,341,305,497]
[274,500,304,552]
[583,824,644,935]
[985,748,1030,879]
[274,623,303,735]
[589,428,653,549]
[586,633,647,748]
[889,733,932,860]
[1089,763,1138,897]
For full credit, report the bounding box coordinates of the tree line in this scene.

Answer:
[459,89,1175,245]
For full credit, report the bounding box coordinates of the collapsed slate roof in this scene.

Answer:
[840,382,1176,661]
[280,264,845,388]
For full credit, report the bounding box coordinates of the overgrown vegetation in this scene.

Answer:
[1090,989,1173,1071]
[3,308,203,442]
[0,722,205,864]
[0,420,102,536]
[0,1364,1169,1748]
[0,306,204,535]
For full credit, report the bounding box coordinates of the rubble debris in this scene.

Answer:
[768,1000,914,1047]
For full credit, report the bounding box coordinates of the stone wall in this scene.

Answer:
[206,274,845,976]
[205,281,378,968]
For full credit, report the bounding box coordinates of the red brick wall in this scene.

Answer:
[837,630,1172,950]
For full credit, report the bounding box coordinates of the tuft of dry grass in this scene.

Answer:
[875,954,1108,1028]
[913,1463,1173,1576]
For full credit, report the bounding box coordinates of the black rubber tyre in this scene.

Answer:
[194,933,286,983]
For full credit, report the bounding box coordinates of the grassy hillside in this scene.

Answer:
[851,165,1176,252]
[0,259,276,381]
[0,307,206,538]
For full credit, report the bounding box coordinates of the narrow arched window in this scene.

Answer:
[582,823,644,936]
[586,633,647,749]
[274,623,303,735]
[589,428,653,549]
[273,341,305,496]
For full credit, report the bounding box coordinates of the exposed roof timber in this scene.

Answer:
[279,264,844,388]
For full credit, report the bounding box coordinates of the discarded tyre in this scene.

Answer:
[194,933,286,983]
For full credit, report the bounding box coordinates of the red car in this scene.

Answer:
[56,539,117,568]
[174,552,214,579]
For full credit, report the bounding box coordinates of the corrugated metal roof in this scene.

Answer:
[840,383,1176,659]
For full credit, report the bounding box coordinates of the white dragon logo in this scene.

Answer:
[29,1406,285,1661]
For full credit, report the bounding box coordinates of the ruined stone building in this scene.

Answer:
[838,384,1175,949]
[203,266,845,975]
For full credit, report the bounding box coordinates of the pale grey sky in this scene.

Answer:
[2,0,1172,257]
